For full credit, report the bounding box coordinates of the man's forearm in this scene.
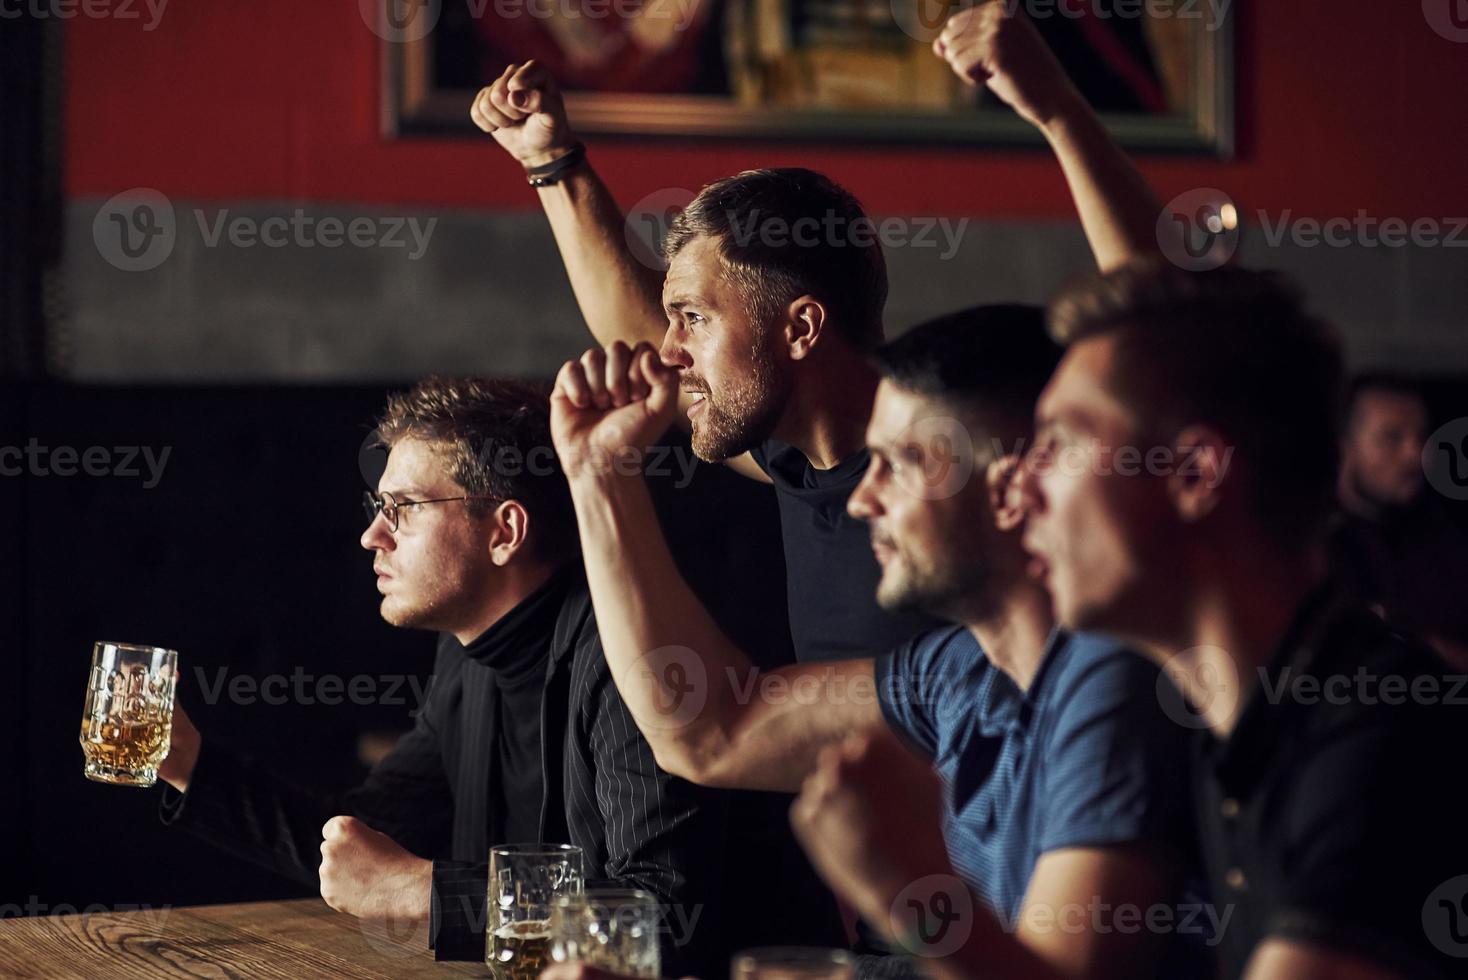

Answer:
[1038,92,1164,272]
[568,470,876,791]
[568,468,756,780]
[851,870,1063,980]
[158,741,337,888]
[536,164,668,348]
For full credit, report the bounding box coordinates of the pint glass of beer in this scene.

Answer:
[486,844,585,980]
[79,641,178,787]
[549,888,662,978]
[732,948,855,980]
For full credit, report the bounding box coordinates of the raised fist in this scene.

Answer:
[934,1,1079,129]
[470,60,577,170]
[551,342,679,483]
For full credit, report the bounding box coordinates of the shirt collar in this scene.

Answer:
[979,628,1069,736]
[1204,582,1344,791]
[451,564,578,682]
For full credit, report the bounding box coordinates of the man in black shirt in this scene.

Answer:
[1018,260,1468,979]
[155,377,841,970]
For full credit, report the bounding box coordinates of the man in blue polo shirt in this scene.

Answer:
[548,306,1209,979]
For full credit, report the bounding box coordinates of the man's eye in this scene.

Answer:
[686,312,705,324]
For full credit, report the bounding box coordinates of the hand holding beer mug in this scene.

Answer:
[79,641,178,787]
[487,844,585,979]
[550,888,662,978]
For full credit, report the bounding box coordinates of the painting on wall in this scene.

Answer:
[380,0,1233,153]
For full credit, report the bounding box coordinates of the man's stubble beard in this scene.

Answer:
[378,550,495,636]
[688,335,789,463]
[877,542,998,624]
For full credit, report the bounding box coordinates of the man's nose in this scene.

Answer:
[659,324,692,370]
[847,466,882,521]
[360,513,394,551]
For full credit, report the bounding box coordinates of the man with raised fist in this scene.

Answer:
[468,3,1171,671]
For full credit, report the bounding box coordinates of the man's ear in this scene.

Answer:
[987,453,1027,533]
[783,295,828,361]
[1168,424,1234,524]
[487,499,530,566]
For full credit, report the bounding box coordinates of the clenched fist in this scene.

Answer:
[790,732,953,932]
[551,341,680,483]
[318,815,431,922]
[471,60,577,170]
[934,1,1080,129]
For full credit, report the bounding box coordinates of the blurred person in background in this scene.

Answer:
[1330,373,1468,668]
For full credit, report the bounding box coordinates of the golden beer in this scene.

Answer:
[80,717,171,775]
[488,920,553,980]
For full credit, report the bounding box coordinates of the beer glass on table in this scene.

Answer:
[549,888,662,978]
[79,641,178,788]
[487,843,585,980]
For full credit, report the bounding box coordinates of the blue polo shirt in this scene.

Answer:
[876,626,1195,927]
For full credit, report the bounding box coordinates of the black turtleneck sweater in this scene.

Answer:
[435,565,568,856]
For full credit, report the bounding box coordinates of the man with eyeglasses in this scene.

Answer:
[153,375,842,969]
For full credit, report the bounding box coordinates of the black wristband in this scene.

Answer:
[526,143,586,187]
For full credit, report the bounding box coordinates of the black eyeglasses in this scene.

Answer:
[362,490,496,532]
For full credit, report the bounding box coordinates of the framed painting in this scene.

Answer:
[379,0,1233,154]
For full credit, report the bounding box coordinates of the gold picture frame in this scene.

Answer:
[380,0,1234,155]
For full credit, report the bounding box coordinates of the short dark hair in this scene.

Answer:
[375,376,576,560]
[1048,258,1343,549]
[872,305,1060,460]
[1342,371,1427,430]
[663,168,888,350]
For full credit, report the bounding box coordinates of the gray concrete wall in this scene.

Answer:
[61,199,1466,382]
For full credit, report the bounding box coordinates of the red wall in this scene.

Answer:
[66,1,1468,219]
